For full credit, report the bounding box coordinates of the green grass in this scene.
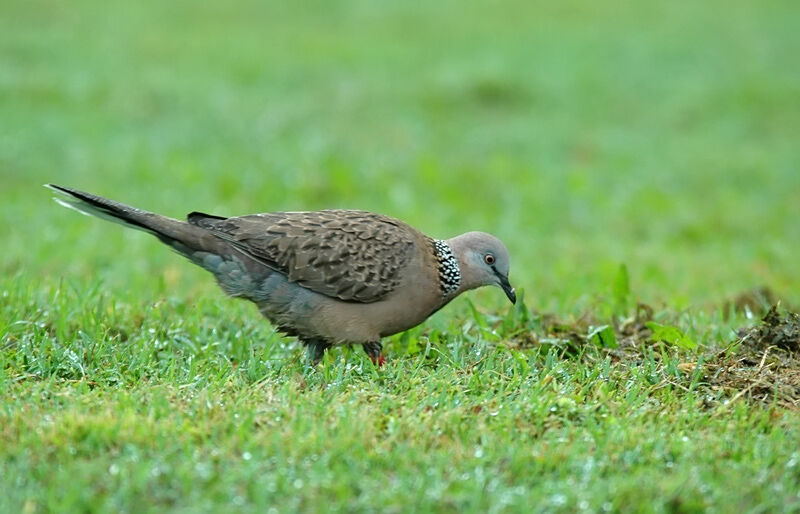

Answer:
[2,0,800,511]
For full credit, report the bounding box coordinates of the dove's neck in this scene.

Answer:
[432,239,461,298]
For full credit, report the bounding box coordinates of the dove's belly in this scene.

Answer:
[255,278,442,343]
[201,252,444,344]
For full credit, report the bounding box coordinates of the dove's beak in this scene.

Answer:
[498,274,516,304]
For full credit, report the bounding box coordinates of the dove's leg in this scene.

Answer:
[363,341,385,366]
[304,338,332,365]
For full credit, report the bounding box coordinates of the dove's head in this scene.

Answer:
[447,231,516,304]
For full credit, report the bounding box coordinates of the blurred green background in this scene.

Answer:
[3,2,800,512]
[2,0,799,310]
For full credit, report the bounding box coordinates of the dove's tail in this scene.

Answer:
[45,184,222,256]
[47,184,273,299]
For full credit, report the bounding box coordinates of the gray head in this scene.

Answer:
[446,231,515,304]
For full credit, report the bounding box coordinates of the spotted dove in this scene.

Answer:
[47,185,516,365]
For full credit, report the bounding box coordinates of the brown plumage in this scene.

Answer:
[187,210,416,303]
[47,184,516,365]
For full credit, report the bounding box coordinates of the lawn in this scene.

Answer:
[2,0,800,511]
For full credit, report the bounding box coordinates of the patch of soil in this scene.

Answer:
[610,302,658,357]
[513,303,661,358]
[741,305,800,353]
[702,306,800,409]
[511,300,800,410]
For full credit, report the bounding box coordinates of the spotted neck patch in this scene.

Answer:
[433,239,461,296]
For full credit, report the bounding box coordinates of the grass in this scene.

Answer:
[2,0,800,511]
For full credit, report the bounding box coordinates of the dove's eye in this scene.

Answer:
[484,254,495,265]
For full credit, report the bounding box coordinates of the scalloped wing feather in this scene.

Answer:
[188,210,418,303]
